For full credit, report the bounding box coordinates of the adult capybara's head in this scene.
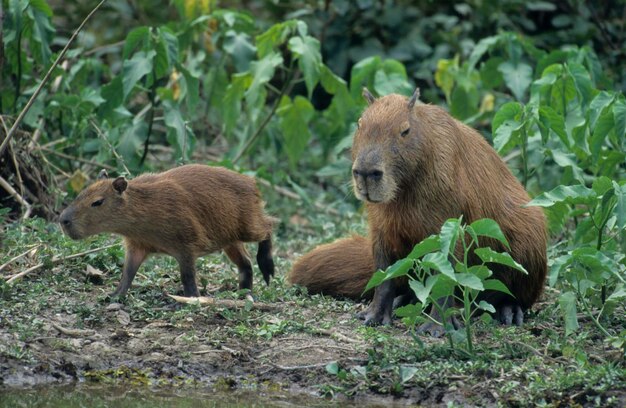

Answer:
[351,88,422,203]
[59,170,129,240]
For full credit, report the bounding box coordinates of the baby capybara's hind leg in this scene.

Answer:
[256,237,274,285]
[224,243,254,291]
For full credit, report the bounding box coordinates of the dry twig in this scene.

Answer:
[168,294,282,312]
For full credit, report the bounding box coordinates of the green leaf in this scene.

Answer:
[421,252,455,280]
[477,300,496,313]
[590,107,614,160]
[246,52,283,107]
[606,285,626,305]
[498,61,532,101]
[492,102,523,133]
[288,35,322,98]
[538,106,569,147]
[122,50,156,100]
[350,56,381,99]
[548,254,571,287]
[589,91,615,128]
[613,181,626,230]
[178,65,199,112]
[154,28,179,79]
[474,248,528,274]
[566,63,593,108]
[559,291,579,335]
[123,26,150,59]
[223,30,256,72]
[364,270,386,293]
[400,366,418,384]
[407,235,440,260]
[256,20,297,58]
[325,361,339,375]
[384,258,414,281]
[223,73,250,135]
[469,218,510,249]
[164,102,194,161]
[278,96,314,166]
[468,35,500,69]
[527,184,596,207]
[440,218,460,256]
[409,275,438,304]
[483,279,514,297]
[612,98,626,147]
[455,273,484,290]
[373,59,413,96]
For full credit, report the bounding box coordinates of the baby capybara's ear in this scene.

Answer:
[362,88,375,105]
[112,177,128,194]
[98,169,109,180]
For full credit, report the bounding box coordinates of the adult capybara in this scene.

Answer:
[288,235,375,300]
[59,164,276,298]
[352,88,547,329]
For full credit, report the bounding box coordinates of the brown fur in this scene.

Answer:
[59,164,276,298]
[287,235,375,300]
[351,90,548,326]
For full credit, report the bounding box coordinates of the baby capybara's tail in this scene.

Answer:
[287,235,375,300]
[257,237,275,285]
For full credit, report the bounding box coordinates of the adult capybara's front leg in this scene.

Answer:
[358,238,395,326]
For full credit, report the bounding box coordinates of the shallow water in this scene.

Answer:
[0,384,350,408]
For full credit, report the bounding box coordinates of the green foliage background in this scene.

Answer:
[1,0,624,344]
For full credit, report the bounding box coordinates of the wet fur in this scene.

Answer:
[59,164,276,298]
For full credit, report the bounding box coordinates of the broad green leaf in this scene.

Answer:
[178,65,199,112]
[373,70,413,98]
[440,218,460,256]
[548,254,571,287]
[383,258,414,281]
[400,366,418,384]
[566,63,594,108]
[474,248,528,274]
[477,300,496,313]
[498,61,532,101]
[288,35,322,98]
[467,265,491,280]
[164,102,194,160]
[122,50,156,100]
[222,73,250,135]
[421,252,455,280]
[118,121,146,162]
[435,58,456,101]
[592,176,614,196]
[493,103,524,133]
[468,35,500,69]
[27,1,55,63]
[469,218,510,249]
[612,98,626,147]
[590,107,614,160]
[278,96,314,166]
[589,91,615,128]
[538,106,569,147]
[606,285,626,305]
[246,52,283,107]
[493,119,523,154]
[409,275,438,304]
[350,56,381,99]
[99,76,124,116]
[559,291,579,335]
[613,181,626,229]
[527,184,596,207]
[325,361,339,375]
[394,303,424,319]
[256,20,297,58]
[364,270,386,293]
[455,273,484,290]
[123,26,150,59]
[223,30,256,72]
[407,235,440,260]
[482,279,514,297]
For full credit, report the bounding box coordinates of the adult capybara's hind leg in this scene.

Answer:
[224,243,254,291]
[257,237,275,285]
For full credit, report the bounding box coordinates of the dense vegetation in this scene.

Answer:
[0,0,624,405]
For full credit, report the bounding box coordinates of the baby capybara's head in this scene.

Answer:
[351,88,422,204]
[59,170,128,240]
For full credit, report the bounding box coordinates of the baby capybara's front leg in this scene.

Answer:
[177,254,200,297]
[224,243,254,292]
[111,244,147,298]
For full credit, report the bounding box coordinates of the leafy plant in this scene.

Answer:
[365,218,525,354]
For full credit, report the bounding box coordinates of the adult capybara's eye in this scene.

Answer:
[91,198,105,207]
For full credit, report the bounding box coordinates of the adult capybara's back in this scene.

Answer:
[288,235,374,300]
[352,89,547,327]
[60,164,276,298]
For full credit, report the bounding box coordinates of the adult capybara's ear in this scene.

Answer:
[408,88,420,109]
[362,88,376,105]
[112,177,128,194]
[98,169,109,180]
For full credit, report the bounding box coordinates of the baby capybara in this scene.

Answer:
[59,164,276,298]
[352,88,547,329]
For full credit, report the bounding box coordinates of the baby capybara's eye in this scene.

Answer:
[91,199,105,207]
[401,128,410,137]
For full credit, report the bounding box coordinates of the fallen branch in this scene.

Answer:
[4,243,119,285]
[0,175,32,220]
[168,294,282,312]
[313,328,363,345]
[270,361,332,371]
[0,0,108,157]
[51,322,96,337]
[0,245,40,273]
